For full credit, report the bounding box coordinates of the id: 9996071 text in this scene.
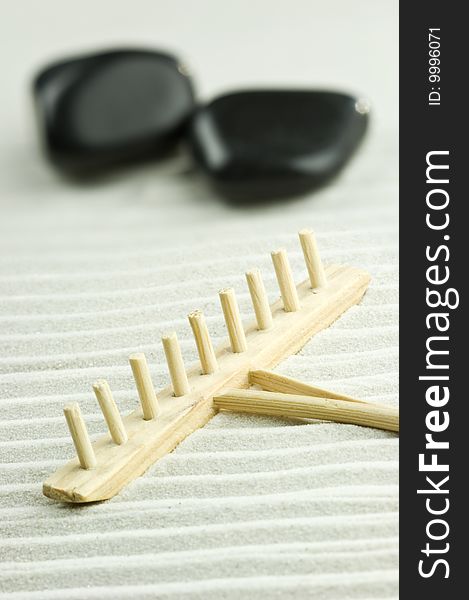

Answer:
[428,28,441,106]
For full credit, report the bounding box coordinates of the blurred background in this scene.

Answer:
[0,0,397,200]
[0,2,399,599]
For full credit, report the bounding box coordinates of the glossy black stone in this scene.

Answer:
[33,49,195,173]
[189,90,369,200]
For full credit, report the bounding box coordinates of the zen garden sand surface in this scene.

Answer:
[0,2,398,597]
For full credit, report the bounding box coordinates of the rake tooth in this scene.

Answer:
[129,353,159,420]
[93,379,128,445]
[188,310,218,375]
[63,403,97,470]
[219,287,247,353]
[298,229,327,290]
[271,248,301,312]
[162,332,190,396]
[245,268,273,331]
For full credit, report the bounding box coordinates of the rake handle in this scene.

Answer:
[214,389,399,433]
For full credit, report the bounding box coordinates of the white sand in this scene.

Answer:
[0,1,398,597]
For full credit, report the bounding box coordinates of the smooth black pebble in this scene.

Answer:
[189,90,369,201]
[33,49,195,173]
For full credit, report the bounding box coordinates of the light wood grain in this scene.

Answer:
[299,229,327,289]
[43,264,370,503]
[162,332,190,396]
[188,310,218,374]
[249,369,366,403]
[214,389,399,433]
[219,287,247,353]
[271,249,301,312]
[93,380,128,445]
[63,403,97,469]
[245,269,273,330]
[129,353,159,420]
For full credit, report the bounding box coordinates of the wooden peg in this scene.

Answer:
[188,310,218,375]
[299,229,327,289]
[245,269,273,330]
[214,389,399,433]
[63,403,97,469]
[219,287,247,353]
[271,248,301,312]
[92,379,128,445]
[129,353,159,420]
[249,369,366,403]
[162,332,191,396]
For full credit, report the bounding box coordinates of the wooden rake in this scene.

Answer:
[43,230,372,503]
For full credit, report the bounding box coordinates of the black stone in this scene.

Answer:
[189,90,369,201]
[33,49,195,173]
